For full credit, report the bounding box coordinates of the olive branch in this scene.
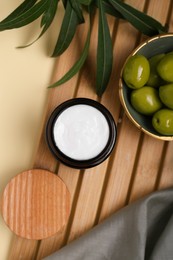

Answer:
[0,0,167,95]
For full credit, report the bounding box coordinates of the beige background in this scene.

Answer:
[0,1,62,259]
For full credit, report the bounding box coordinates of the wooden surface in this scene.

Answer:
[8,0,173,259]
[1,169,70,240]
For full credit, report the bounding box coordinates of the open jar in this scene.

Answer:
[46,98,117,169]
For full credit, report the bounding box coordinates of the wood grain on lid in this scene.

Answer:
[1,169,71,240]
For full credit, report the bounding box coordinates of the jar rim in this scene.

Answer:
[46,98,117,169]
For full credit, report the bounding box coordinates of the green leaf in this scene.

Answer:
[40,0,58,33]
[69,0,85,23]
[0,0,37,23]
[48,19,91,88]
[62,0,68,8]
[78,0,93,6]
[0,0,48,31]
[96,0,113,96]
[52,1,80,57]
[109,0,167,35]
[17,0,59,48]
[95,0,124,19]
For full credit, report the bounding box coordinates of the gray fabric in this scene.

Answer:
[44,188,173,260]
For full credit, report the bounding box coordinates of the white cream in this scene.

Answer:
[53,104,110,160]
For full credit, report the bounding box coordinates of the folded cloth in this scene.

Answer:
[44,188,173,260]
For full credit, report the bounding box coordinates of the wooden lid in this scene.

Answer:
[1,169,71,240]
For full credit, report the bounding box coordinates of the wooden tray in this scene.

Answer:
[8,0,173,259]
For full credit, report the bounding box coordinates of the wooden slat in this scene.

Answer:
[157,3,173,190]
[157,141,173,189]
[98,115,141,221]
[128,134,165,202]
[8,0,173,259]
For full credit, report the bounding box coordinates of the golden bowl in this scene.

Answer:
[119,33,173,141]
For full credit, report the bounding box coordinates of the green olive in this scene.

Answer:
[123,54,150,89]
[157,53,173,82]
[152,109,173,135]
[147,54,165,87]
[131,86,162,115]
[159,83,173,109]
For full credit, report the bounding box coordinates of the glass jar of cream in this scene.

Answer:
[46,98,117,169]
